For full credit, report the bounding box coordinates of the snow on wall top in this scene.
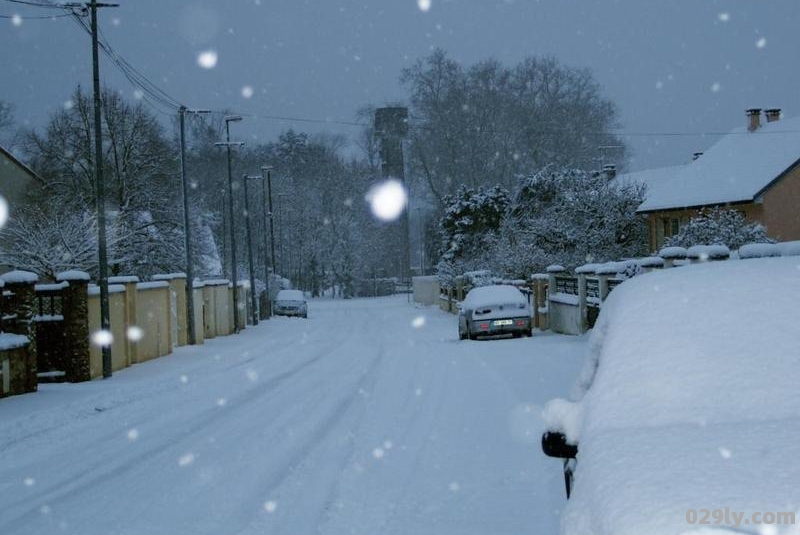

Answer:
[108,276,139,284]
[638,115,800,212]
[137,281,169,291]
[2,270,39,284]
[686,244,730,259]
[0,333,29,351]
[152,273,187,281]
[88,284,126,296]
[658,246,687,259]
[203,279,230,286]
[56,270,90,282]
[546,264,566,273]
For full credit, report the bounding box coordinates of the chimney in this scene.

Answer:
[746,108,762,131]
[602,164,616,180]
[692,151,703,161]
[765,108,781,123]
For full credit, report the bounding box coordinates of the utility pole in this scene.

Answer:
[243,175,260,326]
[262,166,277,276]
[178,107,210,345]
[261,165,277,318]
[89,0,119,378]
[215,116,244,333]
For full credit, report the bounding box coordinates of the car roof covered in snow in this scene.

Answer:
[557,257,800,535]
[462,284,526,308]
[275,289,304,301]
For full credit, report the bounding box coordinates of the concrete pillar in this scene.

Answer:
[153,274,187,346]
[2,271,39,392]
[110,276,139,365]
[57,271,91,383]
[598,275,610,302]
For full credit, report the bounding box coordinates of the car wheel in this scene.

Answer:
[468,329,478,341]
[458,328,467,340]
[525,328,533,337]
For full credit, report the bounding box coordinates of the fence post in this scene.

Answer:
[578,273,588,333]
[598,274,610,302]
[110,276,139,365]
[57,271,91,382]
[2,271,39,392]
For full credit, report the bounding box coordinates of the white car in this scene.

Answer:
[273,289,308,318]
[458,284,532,340]
[542,256,800,535]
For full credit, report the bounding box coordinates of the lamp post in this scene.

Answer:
[243,174,261,326]
[215,115,244,333]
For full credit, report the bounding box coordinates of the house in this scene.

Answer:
[0,145,39,211]
[618,109,800,251]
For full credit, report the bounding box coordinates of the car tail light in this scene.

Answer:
[515,320,525,326]
[479,323,489,330]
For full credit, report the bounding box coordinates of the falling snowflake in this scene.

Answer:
[180,375,189,384]
[91,330,113,347]
[24,477,35,487]
[11,14,22,27]
[0,196,8,229]
[197,50,218,69]
[448,481,460,492]
[718,447,732,459]
[178,453,195,466]
[366,179,407,222]
[372,447,385,459]
[717,12,730,22]
[411,316,426,328]
[264,500,277,513]
[40,505,51,515]
[415,388,423,396]
[127,428,139,441]
[246,369,259,382]
[216,397,227,407]
[710,82,721,93]
[241,85,254,99]
[417,0,432,12]
[127,326,144,342]
[383,440,393,450]
[756,37,767,49]
[132,89,144,100]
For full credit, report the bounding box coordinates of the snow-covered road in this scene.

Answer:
[0,296,586,535]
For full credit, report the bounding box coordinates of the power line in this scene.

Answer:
[1,11,72,18]
[0,0,67,8]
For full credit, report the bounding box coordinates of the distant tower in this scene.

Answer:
[374,107,411,282]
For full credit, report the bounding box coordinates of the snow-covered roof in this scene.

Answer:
[614,164,686,196]
[638,115,800,212]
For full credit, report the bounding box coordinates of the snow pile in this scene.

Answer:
[541,398,583,444]
[462,285,527,309]
[56,270,91,282]
[686,244,730,260]
[777,240,800,257]
[658,246,687,259]
[738,242,780,259]
[1,270,39,284]
[575,263,600,275]
[635,256,664,268]
[559,257,800,535]
[546,264,566,273]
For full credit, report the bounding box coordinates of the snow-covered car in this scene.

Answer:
[273,289,308,318]
[541,257,800,535]
[458,284,532,340]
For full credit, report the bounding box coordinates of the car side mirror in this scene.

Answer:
[542,431,578,459]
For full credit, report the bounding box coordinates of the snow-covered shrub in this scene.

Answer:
[665,207,772,250]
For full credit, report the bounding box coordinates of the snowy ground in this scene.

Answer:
[0,296,586,535]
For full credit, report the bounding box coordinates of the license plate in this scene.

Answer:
[493,319,513,326]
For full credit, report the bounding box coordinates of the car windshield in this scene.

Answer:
[2,2,799,535]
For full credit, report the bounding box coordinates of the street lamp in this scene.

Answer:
[243,174,262,326]
[215,114,244,333]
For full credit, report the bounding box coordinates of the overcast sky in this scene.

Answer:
[3,0,799,171]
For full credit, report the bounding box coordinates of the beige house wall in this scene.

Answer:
[762,165,800,241]
[645,203,765,252]
[192,287,205,344]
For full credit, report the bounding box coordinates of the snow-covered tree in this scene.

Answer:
[401,49,624,205]
[494,167,646,276]
[665,207,771,249]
